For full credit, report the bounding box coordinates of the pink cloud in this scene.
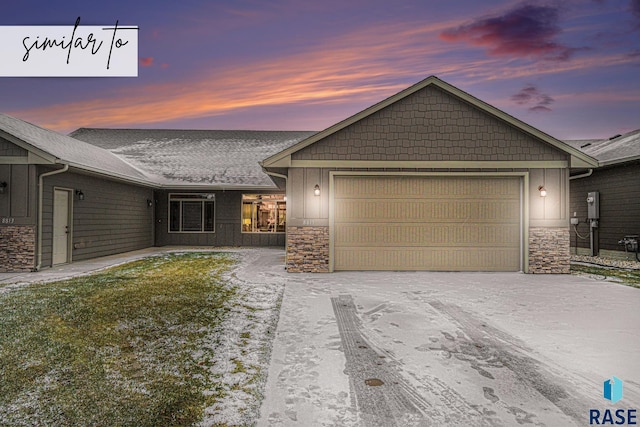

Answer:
[440,5,579,60]
[139,57,154,67]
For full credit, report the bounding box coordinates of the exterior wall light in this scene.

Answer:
[0,182,7,194]
[538,185,547,197]
[147,199,153,207]
[313,184,320,196]
[76,190,85,201]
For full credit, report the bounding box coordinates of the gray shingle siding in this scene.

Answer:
[292,85,567,162]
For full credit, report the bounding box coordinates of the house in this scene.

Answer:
[565,130,640,260]
[0,116,312,272]
[0,75,598,273]
[261,76,597,273]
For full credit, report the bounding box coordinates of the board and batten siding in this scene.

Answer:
[0,164,37,224]
[570,162,640,254]
[153,190,285,247]
[40,169,154,267]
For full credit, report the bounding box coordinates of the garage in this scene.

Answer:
[262,76,595,273]
[332,175,522,271]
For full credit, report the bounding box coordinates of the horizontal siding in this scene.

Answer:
[569,163,640,252]
[41,170,154,267]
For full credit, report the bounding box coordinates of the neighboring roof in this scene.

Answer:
[565,129,640,166]
[0,113,153,184]
[70,128,316,188]
[261,75,598,169]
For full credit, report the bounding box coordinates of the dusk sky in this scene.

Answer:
[1,0,639,139]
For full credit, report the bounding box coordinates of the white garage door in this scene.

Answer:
[333,176,522,271]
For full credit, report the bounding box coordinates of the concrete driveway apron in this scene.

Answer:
[258,270,640,426]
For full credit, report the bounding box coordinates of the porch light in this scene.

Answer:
[147,199,153,207]
[538,185,547,197]
[76,190,85,201]
[0,182,6,194]
[313,184,320,196]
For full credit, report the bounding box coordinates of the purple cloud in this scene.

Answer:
[631,0,640,27]
[440,4,577,60]
[511,84,555,112]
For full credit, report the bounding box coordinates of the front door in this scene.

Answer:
[52,189,71,265]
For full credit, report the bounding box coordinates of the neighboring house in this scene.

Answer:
[0,115,312,272]
[0,75,598,273]
[565,130,640,260]
[261,76,597,273]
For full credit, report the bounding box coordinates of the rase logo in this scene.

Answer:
[605,377,624,404]
[589,377,637,425]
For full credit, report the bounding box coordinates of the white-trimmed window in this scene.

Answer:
[169,193,215,233]
[242,194,285,233]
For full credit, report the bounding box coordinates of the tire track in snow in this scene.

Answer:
[332,295,486,426]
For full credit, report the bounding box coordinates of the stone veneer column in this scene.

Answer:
[528,227,570,274]
[0,225,36,272]
[286,226,329,272]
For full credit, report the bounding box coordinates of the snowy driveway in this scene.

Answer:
[257,255,640,426]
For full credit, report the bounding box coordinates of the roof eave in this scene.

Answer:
[0,129,57,164]
[598,155,640,167]
[64,163,158,188]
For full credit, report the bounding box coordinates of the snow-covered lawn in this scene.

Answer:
[0,251,284,427]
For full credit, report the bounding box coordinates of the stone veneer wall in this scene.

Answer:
[0,225,36,272]
[286,226,329,272]
[529,227,570,274]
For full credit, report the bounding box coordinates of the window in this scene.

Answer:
[242,194,285,233]
[169,193,215,233]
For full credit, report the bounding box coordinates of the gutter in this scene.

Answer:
[569,169,593,180]
[34,163,69,271]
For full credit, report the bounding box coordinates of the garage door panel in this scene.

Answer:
[335,176,520,199]
[335,199,520,223]
[333,176,522,271]
[334,247,521,271]
[335,223,521,247]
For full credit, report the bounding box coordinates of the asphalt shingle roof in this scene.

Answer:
[565,129,640,166]
[0,113,151,183]
[70,128,316,187]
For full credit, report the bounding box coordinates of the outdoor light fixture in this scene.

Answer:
[0,182,6,194]
[76,190,85,201]
[313,184,320,196]
[538,185,547,197]
[147,199,153,207]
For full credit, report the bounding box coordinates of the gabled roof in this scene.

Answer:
[0,113,153,184]
[565,129,640,166]
[261,75,598,169]
[70,128,316,188]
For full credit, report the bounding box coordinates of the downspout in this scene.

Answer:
[569,169,593,180]
[34,163,69,271]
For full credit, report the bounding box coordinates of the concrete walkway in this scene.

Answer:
[0,246,243,289]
